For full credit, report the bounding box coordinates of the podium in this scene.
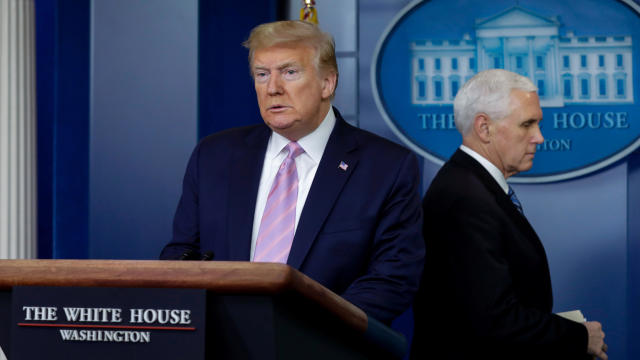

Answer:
[0,260,406,359]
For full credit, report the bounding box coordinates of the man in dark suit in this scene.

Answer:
[160,20,424,324]
[411,69,607,359]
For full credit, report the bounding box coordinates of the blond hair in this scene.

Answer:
[243,20,339,91]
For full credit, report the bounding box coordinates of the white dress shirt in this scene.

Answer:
[250,107,336,260]
[459,145,509,195]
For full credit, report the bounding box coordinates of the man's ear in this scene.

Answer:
[473,113,492,143]
[321,71,337,99]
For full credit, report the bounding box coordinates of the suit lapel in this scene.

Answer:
[226,125,270,261]
[287,113,359,270]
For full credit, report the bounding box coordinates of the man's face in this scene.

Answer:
[252,44,335,141]
[489,90,544,178]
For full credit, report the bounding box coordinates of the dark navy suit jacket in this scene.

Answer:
[160,110,425,323]
[411,149,588,359]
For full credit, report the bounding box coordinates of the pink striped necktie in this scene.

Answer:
[253,141,305,263]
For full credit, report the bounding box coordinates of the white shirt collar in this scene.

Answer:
[459,145,509,194]
[266,106,336,163]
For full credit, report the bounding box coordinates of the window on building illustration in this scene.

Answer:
[563,55,570,69]
[614,73,627,98]
[469,57,476,71]
[616,54,623,68]
[418,58,425,72]
[418,79,426,99]
[435,58,441,71]
[580,77,590,98]
[598,76,607,97]
[450,76,460,99]
[493,56,501,69]
[563,77,572,98]
[617,78,625,97]
[536,55,544,69]
[516,56,523,69]
[434,77,443,99]
[537,79,545,97]
[580,55,587,68]
[451,58,458,70]
[598,55,605,68]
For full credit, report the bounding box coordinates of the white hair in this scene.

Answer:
[453,69,537,135]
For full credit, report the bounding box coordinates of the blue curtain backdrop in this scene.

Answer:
[35,0,90,259]
[35,0,281,259]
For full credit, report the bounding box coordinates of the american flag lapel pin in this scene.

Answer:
[338,161,348,171]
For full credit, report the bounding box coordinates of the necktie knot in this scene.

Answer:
[285,141,304,160]
[508,186,524,215]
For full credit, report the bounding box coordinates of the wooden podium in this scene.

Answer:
[0,260,406,359]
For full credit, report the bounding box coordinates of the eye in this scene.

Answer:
[282,67,301,80]
[254,71,269,83]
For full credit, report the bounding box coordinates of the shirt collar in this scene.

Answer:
[267,106,336,163]
[459,145,509,194]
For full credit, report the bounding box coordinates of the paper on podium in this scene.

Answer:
[556,310,586,323]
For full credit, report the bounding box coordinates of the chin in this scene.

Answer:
[520,164,534,172]
[265,117,295,129]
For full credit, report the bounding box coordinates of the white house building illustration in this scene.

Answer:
[411,6,634,107]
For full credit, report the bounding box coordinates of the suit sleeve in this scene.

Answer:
[340,151,425,324]
[159,143,202,259]
[442,197,588,356]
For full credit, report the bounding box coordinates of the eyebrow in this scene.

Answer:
[253,61,300,72]
[523,118,542,125]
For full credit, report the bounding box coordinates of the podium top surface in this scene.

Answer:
[0,259,368,332]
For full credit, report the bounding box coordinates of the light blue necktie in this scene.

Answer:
[508,186,524,215]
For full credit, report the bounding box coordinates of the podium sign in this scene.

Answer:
[10,287,205,360]
[0,260,407,359]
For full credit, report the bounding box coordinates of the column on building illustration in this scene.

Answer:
[501,37,508,71]
[550,37,560,100]
[527,36,535,80]
[0,0,37,259]
[477,40,485,71]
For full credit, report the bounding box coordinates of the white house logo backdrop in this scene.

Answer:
[372,0,640,182]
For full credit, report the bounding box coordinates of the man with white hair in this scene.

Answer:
[411,69,607,359]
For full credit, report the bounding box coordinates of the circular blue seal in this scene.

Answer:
[372,0,640,183]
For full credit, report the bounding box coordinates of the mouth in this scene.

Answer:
[267,104,290,112]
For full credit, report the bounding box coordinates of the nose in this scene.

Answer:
[532,124,544,144]
[267,73,283,96]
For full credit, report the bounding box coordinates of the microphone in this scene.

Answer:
[178,249,197,260]
[201,251,214,261]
